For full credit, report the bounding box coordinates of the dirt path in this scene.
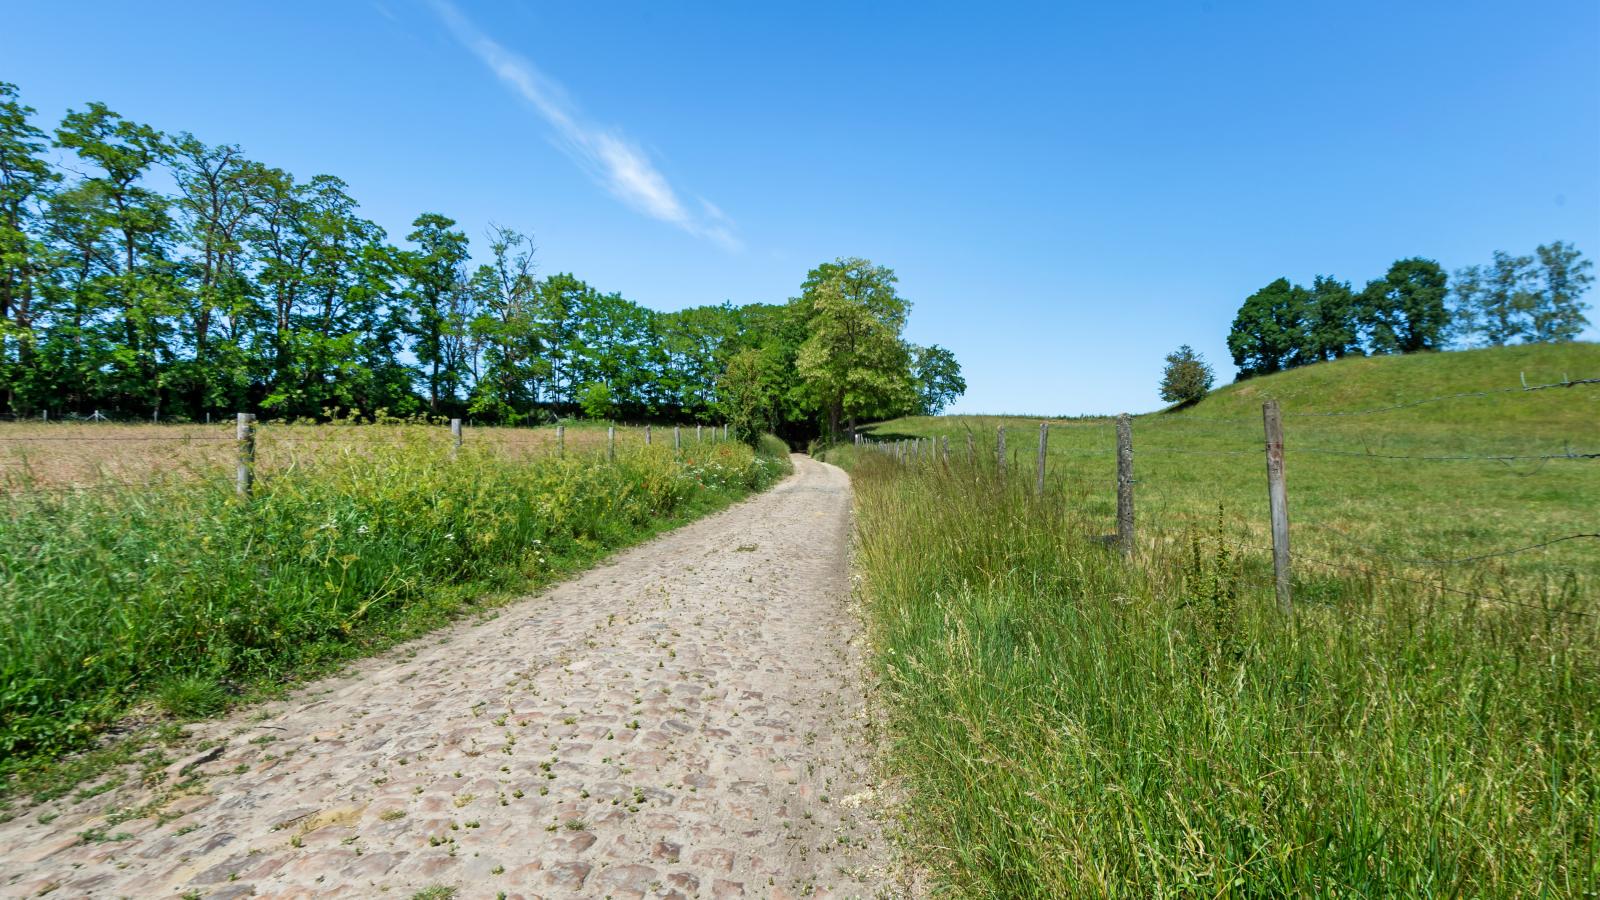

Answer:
[3,456,896,899]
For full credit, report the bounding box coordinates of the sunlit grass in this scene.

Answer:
[0,432,787,780]
[835,450,1598,896]
[829,344,1600,896]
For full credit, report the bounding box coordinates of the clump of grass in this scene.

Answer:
[840,448,1600,896]
[153,677,230,719]
[0,435,787,777]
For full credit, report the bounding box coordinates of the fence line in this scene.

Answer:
[858,389,1596,619]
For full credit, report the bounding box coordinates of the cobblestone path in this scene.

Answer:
[2,456,897,899]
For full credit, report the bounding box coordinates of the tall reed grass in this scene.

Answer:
[837,447,1598,896]
[0,436,788,770]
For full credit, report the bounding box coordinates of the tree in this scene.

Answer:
[468,225,547,423]
[401,213,472,414]
[1530,241,1592,342]
[717,348,775,445]
[54,102,176,414]
[1158,345,1214,405]
[794,257,915,438]
[1452,251,1536,346]
[1227,278,1306,377]
[1360,258,1449,354]
[1302,276,1361,361]
[0,82,58,413]
[911,344,965,415]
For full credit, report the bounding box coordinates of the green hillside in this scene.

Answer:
[862,341,1600,591]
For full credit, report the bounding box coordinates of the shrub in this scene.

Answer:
[1159,344,1215,404]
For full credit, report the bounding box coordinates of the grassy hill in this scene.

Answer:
[862,341,1600,589]
[832,343,1599,895]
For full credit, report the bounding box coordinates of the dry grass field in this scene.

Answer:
[0,421,717,494]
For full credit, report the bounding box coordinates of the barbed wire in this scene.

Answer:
[1289,550,1594,620]
[1291,447,1599,462]
[1301,522,1600,566]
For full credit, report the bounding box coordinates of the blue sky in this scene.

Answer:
[5,1,1597,414]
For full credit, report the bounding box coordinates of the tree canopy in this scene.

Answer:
[0,83,964,441]
[1226,245,1589,379]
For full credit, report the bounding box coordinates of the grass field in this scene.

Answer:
[828,343,1600,896]
[0,420,716,493]
[0,425,787,800]
[864,341,1600,595]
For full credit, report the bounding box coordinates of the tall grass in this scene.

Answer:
[837,449,1599,896]
[0,436,789,770]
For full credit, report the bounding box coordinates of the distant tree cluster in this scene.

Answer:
[1226,243,1591,378]
[0,83,961,437]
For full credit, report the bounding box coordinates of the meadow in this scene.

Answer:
[0,421,788,795]
[828,342,1600,896]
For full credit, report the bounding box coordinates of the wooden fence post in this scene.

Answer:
[996,427,1006,476]
[646,424,652,445]
[1035,422,1048,496]
[942,434,950,467]
[1116,413,1134,556]
[723,423,729,440]
[608,425,616,461]
[1263,400,1292,615]
[697,424,703,444]
[235,412,256,499]
[674,425,682,451]
[450,418,462,459]
[556,424,565,456]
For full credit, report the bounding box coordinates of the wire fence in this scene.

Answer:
[859,374,1598,621]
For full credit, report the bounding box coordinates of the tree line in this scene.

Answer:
[1226,244,1592,378]
[0,83,962,438]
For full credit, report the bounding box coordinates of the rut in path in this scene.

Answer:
[2,455,897,899]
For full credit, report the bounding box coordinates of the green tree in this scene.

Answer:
[794,257,915,438]
[1452,250,1536,346]
[468,225,547,423]
[1360,258,1449,354]
[1530,241,1592,342]
[0,82,58,413]
[401,213,472,414]
[1227,278,1306,377]
[1302,276,1361,361]
[1158,344,1214,405]
[54,102,177,415]
[911,344,965,415]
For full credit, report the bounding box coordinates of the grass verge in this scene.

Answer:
[1,435,791,806]
[831,446,1598,896]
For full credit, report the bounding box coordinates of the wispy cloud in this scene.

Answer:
[431,1,739,250]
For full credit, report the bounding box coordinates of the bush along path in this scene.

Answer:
[1,456,897,899]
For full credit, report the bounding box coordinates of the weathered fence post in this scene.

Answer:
[697,424,703,444]
[646,424,652,445]
[942,434,950,467]
[1263,400,1292,615]
[608,425,616,461]
[1116,413,1134,556]
[996,427,1006,476]
[235,412,256,500]
[450,418,463,459]
[674,425,682,451]
[723,423,729,440]
[1035,422,1048,496]
[556,424,565,456]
